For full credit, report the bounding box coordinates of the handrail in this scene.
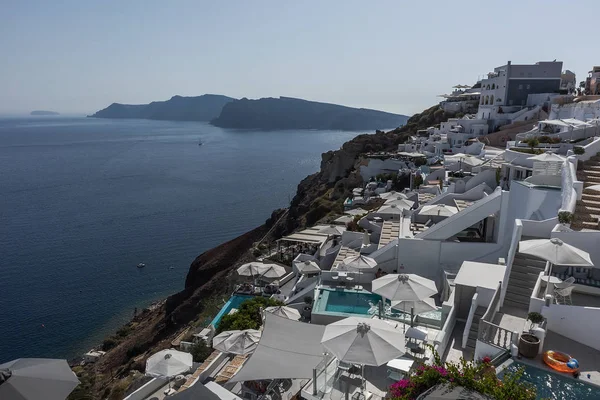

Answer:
[462,293,479,349]
[482,281,502,323]
[432,304,457,361]
[500,219,523,305]
[477,320,515,350]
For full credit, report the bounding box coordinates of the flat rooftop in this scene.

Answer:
[454,261,506,289]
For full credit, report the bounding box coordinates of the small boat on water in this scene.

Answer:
[198,140,203,146]
[137,263,146,269]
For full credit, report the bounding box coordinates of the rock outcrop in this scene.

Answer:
[89,94,236,121]
[211,96,409,131]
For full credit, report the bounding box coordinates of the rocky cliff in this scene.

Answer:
[211,96,409,131]
[71,104,454,399]
[89,94,236,121]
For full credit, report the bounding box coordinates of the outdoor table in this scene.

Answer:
[386,357,414,374]
[540,276,562,285]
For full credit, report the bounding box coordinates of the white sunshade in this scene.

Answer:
[237,263,265,277]
[445,154,484,167]
[540,119,570,127]
[518,238,594,267]
[146,349,193,378]
[264,306,301,321]
[342,254,377,270]
[318,225,345,236]
[372,274,437,302]
[212,330,261,355]
[258,264,287,279]
[334,215,353,225]
[527,152,565,162]
[391,297,437,314]
[377,204,408,215]
[344,208,368,216]
[380,191,408,200]
[420,204,458,217]
[294,259,321,274]
[321,317,406,366]
[384,197,415,209]
[231,313,326,382]
[0,358,80,400]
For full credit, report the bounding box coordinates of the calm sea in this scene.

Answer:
[0,117,356,363]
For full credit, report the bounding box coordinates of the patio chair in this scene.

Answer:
[554,285,575,305]
[554,276,575,290]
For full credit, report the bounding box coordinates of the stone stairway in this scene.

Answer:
[574,155,600,231]
[504,252,547,309]
[465,306,486,352]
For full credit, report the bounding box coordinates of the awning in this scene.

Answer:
[277,233,329,245]
[230,313,326,382]
[539,119,569,127]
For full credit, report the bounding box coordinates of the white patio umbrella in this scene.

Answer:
[258,264,287,279]
[372,274,437,327]
[295,260,321,274]
[318,225,345,236]
[519,238,594,296]
[446,153,484,168]
[342,254,377,271]
[146,349,193,378]
[322,317,405,391]
[345,208,368,216]
[0,358,79,400]
[527,152,565,162]
[264,306,301,321]
[384,197,415,209]
[420,204,458,217]
[377,204,406,217]
[237,263,265,278]
[391,297,437,314]
[380,191,408,200]
[212,329,261,355]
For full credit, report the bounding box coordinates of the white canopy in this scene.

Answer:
[377,204,408,215]
[345,208,368,216]
[231,313,326,382]
[294,259,321,274]
[380,191,408,200]
[258,264,287,279]
[342,254,377,270]
[212,330,261,355]
[445,153,484,167]
[527,152,565,162]
[391,298,437,314]
[334,215,353,225]
[518,238,593,267]
[321,317,406,366]
[237,263,264,277]
[372,274,437,302]
[146,349,193,378]
[318,225,345,236]
[539,119,570,127]
[420,204,458,217]
[264,306,301,321]
[384,197,415,209]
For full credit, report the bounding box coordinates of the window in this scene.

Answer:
[479,128,484,134]
[486,84,490,90]
[490,95,494,104]
[518,84,523,90]
[485,95,489,105]
[526,84,530,89]
[492,83,495,89]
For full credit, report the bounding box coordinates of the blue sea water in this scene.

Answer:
[0,116,356,363]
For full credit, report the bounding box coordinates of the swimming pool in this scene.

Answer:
[209,294,253,328]
[312,288,441,326]
[499,361,599,400]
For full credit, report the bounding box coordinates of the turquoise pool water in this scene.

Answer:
[209,294,253,328]
[315,288,441,324]
[500,361,599,400]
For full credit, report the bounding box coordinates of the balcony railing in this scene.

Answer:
[477,320,515,350]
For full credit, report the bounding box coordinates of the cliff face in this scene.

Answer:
[211,96,409,131]
[89,94,236,121]
[74,104,455,399]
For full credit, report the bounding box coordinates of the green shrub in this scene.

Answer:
[573,146,585,155]
[190,340,212,363]
[102,338,118,351]
[126,342,146,359]
[558,211,573,224]
[217,297,283,334]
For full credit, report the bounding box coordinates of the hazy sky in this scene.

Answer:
[1,0,597,115]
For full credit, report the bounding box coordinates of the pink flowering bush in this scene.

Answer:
[389,350,536,400]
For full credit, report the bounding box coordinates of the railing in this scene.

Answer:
[477,320,516,350]
[501,219,523,305]
[482,282,502,323]
[432,304,457,360]
[462,293,479,349]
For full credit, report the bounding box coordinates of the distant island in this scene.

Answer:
[89,94,235,121]
[90,94,409,131]
[211,96,409,131]
[31,110,60,116]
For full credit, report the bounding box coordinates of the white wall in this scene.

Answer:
[124,378,168,400]
[506,181,562,221]
[521,218,559,239]
[474,340,505,362]
[476,286,497,308]
[542,303,600,351]
[578,137,600,162]
[551,229,600,267]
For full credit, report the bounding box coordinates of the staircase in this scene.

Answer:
[574,155,600,231]
[503,253,547,309]
[465,306,486,352]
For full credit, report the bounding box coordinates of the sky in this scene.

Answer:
[1,0,598,116]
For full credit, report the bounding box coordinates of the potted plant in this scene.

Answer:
[527,312,545,331]
[558,211,573,225]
